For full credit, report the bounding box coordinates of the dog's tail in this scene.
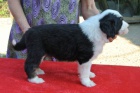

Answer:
[12,34,26,51]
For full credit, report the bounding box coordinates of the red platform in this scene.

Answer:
[0,58,140,93]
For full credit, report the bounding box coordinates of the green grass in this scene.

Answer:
[0,1,10,17]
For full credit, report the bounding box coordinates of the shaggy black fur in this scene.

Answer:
[100,14,123,38]
[13,24,93,78]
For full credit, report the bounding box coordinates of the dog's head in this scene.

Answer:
[99,9,129,42]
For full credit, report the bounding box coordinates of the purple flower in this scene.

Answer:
[51,0,60,19]
[33,0,41,18]
[70,20,75,24]
[6,50,10,58]
[23,0,31,8]
[26,13,32,26]
[9,31,14,41]
[22,49,27,54]
[37,18,45,25]
[42,0,51,12]
[15,24,21,34]
[69,0,76,13]
[57,14,67,24]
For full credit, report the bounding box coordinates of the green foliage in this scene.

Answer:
[0,1,10,17]
[0,0,7,2]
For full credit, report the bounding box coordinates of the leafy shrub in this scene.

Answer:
[0,1,10,17]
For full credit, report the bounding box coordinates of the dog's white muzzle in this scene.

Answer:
[119,21,129,35]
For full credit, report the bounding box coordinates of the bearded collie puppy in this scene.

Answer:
[12,9,129,87]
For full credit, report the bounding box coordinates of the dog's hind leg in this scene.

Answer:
[35,68,45,75]
[25,56,45,83]
[35,55,46,75]
[24,46,46,84]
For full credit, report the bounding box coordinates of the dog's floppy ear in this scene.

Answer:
[100,13,122,39]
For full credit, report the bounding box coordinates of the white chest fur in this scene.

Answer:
[79,16,107,60]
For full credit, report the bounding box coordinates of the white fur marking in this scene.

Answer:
[89,72,96,78]
[79,9,129,62]
[81,78,96,87]
[41,55,46,63]
[35,68,45,75]
[28,76,45,84]
[12,39,16,46]
[119,21,129,35]
[78,62,96,87]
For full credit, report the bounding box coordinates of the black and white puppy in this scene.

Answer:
[12,9,129,87]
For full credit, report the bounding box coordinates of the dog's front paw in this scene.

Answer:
[89,72,96,78]
[35,68,45,75]
[28,76,45,84]
[81,78,96,87]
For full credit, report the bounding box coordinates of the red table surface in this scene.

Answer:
[0,58,140,93]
